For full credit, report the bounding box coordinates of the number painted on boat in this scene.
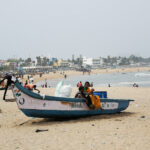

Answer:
[101,102,118,109]
[43,103,46,107]
[72,102,82,108]
[19,98,25,105]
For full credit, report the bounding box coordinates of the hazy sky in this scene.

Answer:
[0,0,150,59]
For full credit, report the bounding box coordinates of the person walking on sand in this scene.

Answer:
[0,74,13,100]
[64,74,67,79]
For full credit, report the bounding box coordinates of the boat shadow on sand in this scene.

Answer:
[18,112,135,127]
[4,98,16,102]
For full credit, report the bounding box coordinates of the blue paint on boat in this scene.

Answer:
[93,91,107,98]
[21,109,123,118]
[14,80,134,118]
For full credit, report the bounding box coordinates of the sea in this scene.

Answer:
[36,71,150,88]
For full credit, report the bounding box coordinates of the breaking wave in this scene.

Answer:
[135,73,150,77]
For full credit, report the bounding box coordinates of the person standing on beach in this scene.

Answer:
[64,74,67,78]
[77,81,82,88]
[0,74,13,100]
[108,84,111,87]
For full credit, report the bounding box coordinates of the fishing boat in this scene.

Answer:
[9,76,134,118]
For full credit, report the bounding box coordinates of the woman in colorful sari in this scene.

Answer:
[84,81,102,109]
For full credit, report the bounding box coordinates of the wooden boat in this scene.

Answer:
[10,77,134,118]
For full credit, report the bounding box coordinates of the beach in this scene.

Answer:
[0,68,150,150]
[1,0,150,148]
[0,86,150,150]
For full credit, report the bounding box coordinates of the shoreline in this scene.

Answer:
[22,66,150,84]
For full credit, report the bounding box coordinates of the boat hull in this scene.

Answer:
[21,108,126,118]
[12,81,133,118]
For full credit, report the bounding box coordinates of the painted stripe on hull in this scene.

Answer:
[21,108,125,118]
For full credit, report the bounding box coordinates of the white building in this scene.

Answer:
[60,60,70,67]
[82,57,93,66]
[83,57,104,68]
[92,57,104,68]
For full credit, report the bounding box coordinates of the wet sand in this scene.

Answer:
[0,86,150,150]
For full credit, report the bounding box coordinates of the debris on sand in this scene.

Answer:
[35,129,49,133]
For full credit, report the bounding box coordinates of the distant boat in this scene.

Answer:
[9,76,134,118]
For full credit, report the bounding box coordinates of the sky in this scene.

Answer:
[0,0,150,59]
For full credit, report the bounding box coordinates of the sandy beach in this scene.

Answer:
[0,68,150,150]
[1,0,150,148]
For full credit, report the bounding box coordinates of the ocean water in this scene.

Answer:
[36,71,150,88]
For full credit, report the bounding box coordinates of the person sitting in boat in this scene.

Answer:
[84,81,94,94]
[24,80,28,88]
[75,86,95,109]
[26,82,40,93]
[84,81,102,109]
